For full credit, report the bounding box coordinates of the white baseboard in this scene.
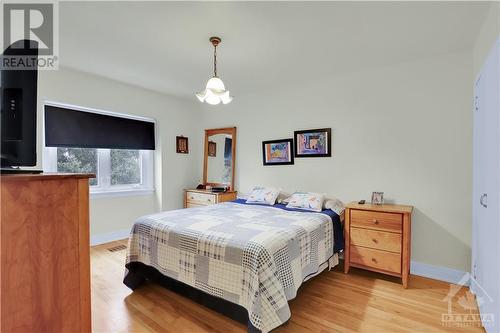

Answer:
[90,228,130,246]
[411,260,469,285]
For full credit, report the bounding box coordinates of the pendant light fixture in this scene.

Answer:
[196,37,233,105]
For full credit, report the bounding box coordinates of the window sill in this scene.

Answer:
[90,188,155,199]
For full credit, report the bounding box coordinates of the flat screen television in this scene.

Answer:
[0,40,39,172]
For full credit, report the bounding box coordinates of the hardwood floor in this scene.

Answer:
[91,240,484,333]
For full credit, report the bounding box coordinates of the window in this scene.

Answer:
[43,102,156,197]
[44,147,154,196]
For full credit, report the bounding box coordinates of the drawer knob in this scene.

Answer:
[373,219,379,224]
[372,238,378,243]
[207,199,211,202]
[190,196,194,200]
[371,258,377,263]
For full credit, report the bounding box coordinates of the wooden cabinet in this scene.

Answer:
[1,173,93,332]
[344,202,413,288]
[184,189,237,208]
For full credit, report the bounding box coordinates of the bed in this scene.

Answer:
[123,199,344,333]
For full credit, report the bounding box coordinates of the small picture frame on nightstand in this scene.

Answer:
[371,192,384,205]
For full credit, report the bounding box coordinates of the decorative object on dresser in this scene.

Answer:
[184,189,237,208]
[176,135,189,154]
[262,139,294,165]
[0,173,94,332]
[187,127,237,207]
[211,186,228,193]
[203,127,236,191]
[344,202,413,288]
[294,128,332,158]
[371,191,384,205]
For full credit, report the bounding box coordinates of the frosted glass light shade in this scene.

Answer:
[196,76,233,105]
[206,77,225,90]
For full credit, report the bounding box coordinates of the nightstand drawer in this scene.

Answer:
[350,246,401,274]
[185,202,206,208]
[350,210,402,233]
[350,227,402,253]
[184,190,237,209]
[186,192,216,205]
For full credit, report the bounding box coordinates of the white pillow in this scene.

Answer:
[285,192,326,212]
[323,197,345,215]
[246,186,280,205]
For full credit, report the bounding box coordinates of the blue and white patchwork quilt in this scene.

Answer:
[125,202,337,332]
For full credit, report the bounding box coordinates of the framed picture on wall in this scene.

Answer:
[294,128,332,157]
[262,138,294,166]
[176,136,189,154]
[208,141,217,157]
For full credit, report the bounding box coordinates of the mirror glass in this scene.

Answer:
[207,133,233,185]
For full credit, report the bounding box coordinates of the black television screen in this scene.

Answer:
[0,40,38,168]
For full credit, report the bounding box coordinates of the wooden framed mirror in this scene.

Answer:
[203,127,236,191]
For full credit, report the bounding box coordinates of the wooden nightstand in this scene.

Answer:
[344,202,413,288]
[184,189,237,208]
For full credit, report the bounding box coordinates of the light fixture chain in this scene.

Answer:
[213,44,217,77]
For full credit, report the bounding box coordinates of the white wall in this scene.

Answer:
[200,51,472,272]
[473,2,500,77]
[38,67,202,236]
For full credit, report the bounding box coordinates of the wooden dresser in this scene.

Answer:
[1,173,94,332]
[184,189,237,208]
[344,202,413,288]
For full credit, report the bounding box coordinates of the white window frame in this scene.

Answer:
[42,101,155,199]
[44,147,154,198]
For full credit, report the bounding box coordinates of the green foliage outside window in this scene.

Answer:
[111,149,140,185]
[56,148,141,187]
[57,147,98,186]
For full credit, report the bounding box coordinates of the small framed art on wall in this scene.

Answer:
[262,138,294,166]
[176,136,189,154]
[294,128,332,157]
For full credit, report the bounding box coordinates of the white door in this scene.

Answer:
[472,40,500,333]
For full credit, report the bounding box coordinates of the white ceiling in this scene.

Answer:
[59,1,489,99]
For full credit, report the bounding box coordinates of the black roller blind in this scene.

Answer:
[45,105,155,150]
